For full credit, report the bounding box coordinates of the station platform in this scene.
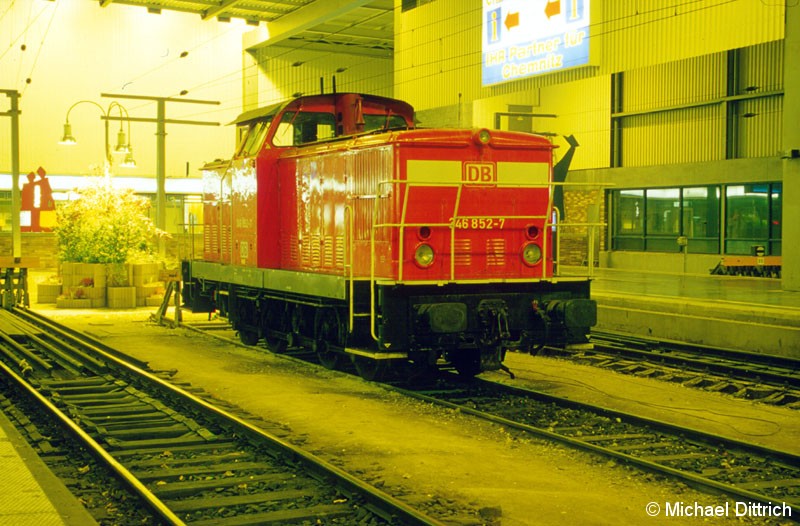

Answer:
[573,267,800,358]
[0,401,98,526]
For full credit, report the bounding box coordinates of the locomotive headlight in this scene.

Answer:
[521,242,542,266]
[473,128,491,146]
[414,244,435,268]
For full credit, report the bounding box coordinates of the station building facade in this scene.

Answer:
[394,0,794,282]
[244,0,797,288]
[3,1,797,287]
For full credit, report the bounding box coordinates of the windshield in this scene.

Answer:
[235,119,272,157]
[272,111,336,147]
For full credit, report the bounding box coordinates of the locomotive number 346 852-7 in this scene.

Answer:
[454,218,505,229]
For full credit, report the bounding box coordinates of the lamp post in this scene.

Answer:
[100,93,219,256]
[59,100,136,174]
[1,89,21,261]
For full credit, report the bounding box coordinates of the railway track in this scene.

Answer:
[182,317,800,407]
[555,330,800,408]
[399,376,800,519]
[174,314,800,520]
[0,308,445,526]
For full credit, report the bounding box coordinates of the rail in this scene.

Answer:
[399,376,800,517]
[6,308,446,526]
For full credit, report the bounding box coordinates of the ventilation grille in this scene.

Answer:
[486,239,506,267]
[454,239,471,266]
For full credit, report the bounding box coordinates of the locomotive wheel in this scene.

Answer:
[266,336,287,354]
[275,303,303,350]
[236,300,260,346]
[450,350,481,377]
[263,300,288,353]
[351,355,389,382]
[238,330,259,346]
[314,308,344,370]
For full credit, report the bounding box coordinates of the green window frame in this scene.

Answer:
[611,184,734,255]
[724,183,781,256]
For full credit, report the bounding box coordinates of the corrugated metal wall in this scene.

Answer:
[617,39,784,166]
[738,95,783,158]
[395,0,784,110]
[620,53,727,166]
[622,106,726,166]
[393,0,785,170]
[623,54,725,113]
[737,40,784,158]
[599,0,784,73]
[739,40,784,92]
[251,47,393,107]
[538,76,611,170]
[394,1,478,108]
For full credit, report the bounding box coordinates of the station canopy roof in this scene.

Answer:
[98,0,394,58]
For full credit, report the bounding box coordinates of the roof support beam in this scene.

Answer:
[202,0,247,21]
[267,41,392,59]
[246,0,373,51]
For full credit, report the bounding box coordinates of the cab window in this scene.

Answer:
[363,114,409,132]
[236,120,270,157]
[273,111,336,146]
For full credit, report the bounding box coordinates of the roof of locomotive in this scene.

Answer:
[231,92,415,126]
[231,101,284,125]
[364,128,556,155]
[227,93,554,153]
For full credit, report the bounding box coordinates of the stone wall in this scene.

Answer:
[559,189,606,266]
[0,233,61,269]
[0,232,204,270]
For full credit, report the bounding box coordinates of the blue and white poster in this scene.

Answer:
[482,0,591,86]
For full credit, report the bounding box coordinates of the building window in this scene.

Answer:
[612,189,644,250]
[771,183,782,255]
[724,183,781,255]
[142,194,203,235]
[645,187,681,244]
[610,185,736,255]
[683,186,720,254]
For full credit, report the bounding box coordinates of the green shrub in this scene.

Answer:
[54,178,163,264]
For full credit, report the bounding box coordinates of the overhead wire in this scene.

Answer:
[14,0,34,87]
[0,0,18,25]
[0,0,39,63]
[20,0,59,96]
[119,20,250,94]
[0,0,53,91]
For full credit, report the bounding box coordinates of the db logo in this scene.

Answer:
[463,162,496,184]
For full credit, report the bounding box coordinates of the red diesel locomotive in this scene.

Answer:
[182,92,596,380]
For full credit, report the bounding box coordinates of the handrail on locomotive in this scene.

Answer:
[359,177,606,343]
